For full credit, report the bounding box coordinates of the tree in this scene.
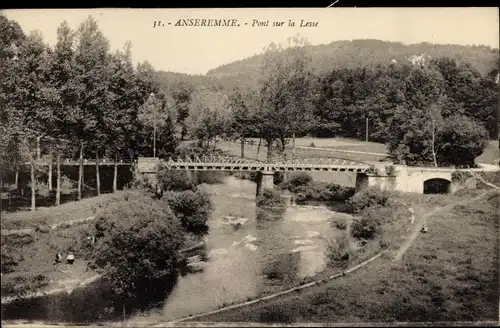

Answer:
[255,35,316,160]
[0,13,26,178]
[170,81,194,141]
[436,115,489,167]
[163,190,212,235]
[90,191,184,307]
[186,88,233,150]
[428,102,443,167]
[70,16,113,199]
[228,87,257,158]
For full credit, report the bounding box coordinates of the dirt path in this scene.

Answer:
[393,184,499,262]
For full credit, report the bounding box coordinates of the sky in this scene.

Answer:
[3,8,499,75]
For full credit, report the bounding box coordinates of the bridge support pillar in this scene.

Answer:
[355,172,397,193]
[256,171,275,197]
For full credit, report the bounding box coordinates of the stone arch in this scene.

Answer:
[423,178,452,194]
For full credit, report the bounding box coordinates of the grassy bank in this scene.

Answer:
[1,192,125,230]
[195,188,499,323]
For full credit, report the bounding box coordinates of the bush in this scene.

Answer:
[259,305,294,323]
[350,205,389,240]
[163,190,212,235]
[157,170,197,192]
[195,171,225,185]
[332,218,348,230]
[89,191,184,304]
[256,189,284,208]
[351,217,380,241]
[347,187,390,213]
[287,172,313,191]
[274,172,285,186]
[326,237,351,268]
[1,274,49,298]
[292,182,355,202]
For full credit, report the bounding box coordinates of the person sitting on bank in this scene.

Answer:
[66,253,75,265]
[53,252,63,266]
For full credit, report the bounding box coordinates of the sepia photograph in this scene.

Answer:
[0,7,499,327]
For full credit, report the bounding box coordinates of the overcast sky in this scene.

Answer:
[3,8,499,75]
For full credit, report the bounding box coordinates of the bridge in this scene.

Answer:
[158,155,373,173]
[138,155,498,196]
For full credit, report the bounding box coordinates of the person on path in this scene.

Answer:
[66,253,75,265]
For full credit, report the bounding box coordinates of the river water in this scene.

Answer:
[129,176,348,324]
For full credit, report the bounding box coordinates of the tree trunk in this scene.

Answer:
[257,137,262,156]
[291,132,296,159]
[240,138,245,158]
[14,168,18,190]
[279,136,286,156]
[30,161,36,211]
[113,161,118,193]
[78,142,83,200]
[56,153,61,206]
[36,136,41,160]
[266,138,273,162]
[48,151,53,192]
[96,149,100,196]
[431,121,438,167]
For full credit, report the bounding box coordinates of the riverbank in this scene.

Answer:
[188,187,499,323]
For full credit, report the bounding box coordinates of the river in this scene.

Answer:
[128,176,349,324]
[1,176,350,324]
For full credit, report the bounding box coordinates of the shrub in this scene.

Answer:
[274,172,285,186]
[326,237,351,268]
[163,190,212,235]
[287,172,313,191]
[1,274,49,298]
[259,305,294,323]
[350,205,389,240]
[157,169,197,192]
[256,189,284,208]
[195,171,225,185]
[347,187,390,213]
[1,253,19,274]
[332,218,348,230]
[261,253,299,282]
[89,191,184,304]
[351,216,380,241]
[292,182,355,202]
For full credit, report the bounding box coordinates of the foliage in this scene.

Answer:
[163,190,212,235]
[256,189,285,208]
[351,213,381,241]
[1,274,49,299]
[186,88,233,150]
[157,169,197,192]
[258,305,294,323]
[1,11,497,180]
[252,35,317,160]
[89,191,184,304]
[326,237,351,267]
[347,187,390,213]
[287,172,313,191]
[331,218,348,230]
[436,115,489,167]
[292,182,355,202]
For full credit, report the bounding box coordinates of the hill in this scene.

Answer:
[203,39,499,89]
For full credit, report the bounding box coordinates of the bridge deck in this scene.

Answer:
[142,156,373,173]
